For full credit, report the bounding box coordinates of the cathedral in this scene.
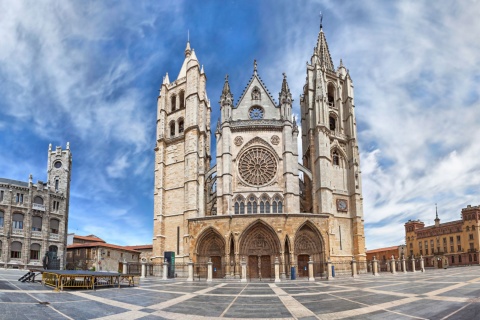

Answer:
[152,24,366,279]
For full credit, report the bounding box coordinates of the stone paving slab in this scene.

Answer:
[1,267,480,319]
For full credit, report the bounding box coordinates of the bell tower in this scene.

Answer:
[153,41,211,263]
[300,22,365,259]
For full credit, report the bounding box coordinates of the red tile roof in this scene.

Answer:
[124,245,153,251]
[67,242,139,253]
[366,245,400,254]
[73,235,105,243]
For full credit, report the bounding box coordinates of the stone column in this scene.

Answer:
[225,254,230,278]
[390,256,396,274]
[274,257,281,282]
[372,257,379,276]
[411,256,416,272]
[141,262,146,278]
[187,259,194,282]
[401,255,407,273]
[122,259,128,274]
[207,258,213,282]
[241,257,247,283]
[420,255,425,272]
[235,253,241,278]
[280,252,286,279]
[162,260,168,280]
[308,256,315,281]
[326,258,334,280]
[351,257,358,278]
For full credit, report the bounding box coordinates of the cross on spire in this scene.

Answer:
[320,11,323,29]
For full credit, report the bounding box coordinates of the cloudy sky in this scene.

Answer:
[1,0,479,249]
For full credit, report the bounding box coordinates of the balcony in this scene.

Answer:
[31,231,42,238]
[49,233,59,241]
[32,203,45,211]
[12,229,24,236]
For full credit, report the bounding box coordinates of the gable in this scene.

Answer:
[232,75,280,121]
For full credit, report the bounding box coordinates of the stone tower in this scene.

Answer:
[153,41,211,262]
[300,23,365,258]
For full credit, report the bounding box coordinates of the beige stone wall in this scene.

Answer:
[0,144,71,269]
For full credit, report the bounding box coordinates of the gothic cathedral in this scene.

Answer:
[153,25,366,279]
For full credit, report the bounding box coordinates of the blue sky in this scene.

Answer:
[1,0,479,249]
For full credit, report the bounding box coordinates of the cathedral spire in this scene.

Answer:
[185,40,191,58]
[279,72,292,105]
[314,18,335,71]
[220,74,233,107]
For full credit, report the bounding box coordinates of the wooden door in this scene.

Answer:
[248,256,259,278]
[260,255,271,279]
[438,259,443,269]
[211,256,222,278]
[298,255,309,277]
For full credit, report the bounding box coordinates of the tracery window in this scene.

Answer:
[234,196,245,214]
[272,195,283,213]
[238,147,277,186]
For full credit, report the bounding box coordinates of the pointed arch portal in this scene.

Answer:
[196,228,225,278]
[294,223,325,277]
[239,220,281,279]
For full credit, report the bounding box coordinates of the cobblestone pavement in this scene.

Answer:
[1,267,480,319]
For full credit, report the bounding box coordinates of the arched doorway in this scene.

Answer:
[294,222,325,278]
[239,220,281,279]
[196,228,225,278]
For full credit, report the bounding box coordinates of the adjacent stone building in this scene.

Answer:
[366,245,406,262]
[0,144,72,269]
[405,205,480,268]
[153,24,366,278]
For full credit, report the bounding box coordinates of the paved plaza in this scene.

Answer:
[1,267,480,319]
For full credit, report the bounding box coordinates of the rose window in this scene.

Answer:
[238,147,277,186]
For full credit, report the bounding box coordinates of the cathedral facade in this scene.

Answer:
[153,25,366,278]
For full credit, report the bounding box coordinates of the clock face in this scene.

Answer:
[249,106,264,120]
[54,161,62,168]
[337,199,348,211]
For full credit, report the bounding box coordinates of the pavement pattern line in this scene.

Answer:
[70,291,145,311]
[219,283,249,317]
[0,271,75,320]
[269,283,318,319]
[316,297,426,320]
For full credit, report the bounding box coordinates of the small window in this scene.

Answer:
[179,91,185,109]
[11,241,22,259]
[30,243,41,260]
[171,95,177,112]
[452,256,455,264]
[54,161,62,168]
[179,119,184,134]
[329,116,336,131]
[332,151,339,166]
[170,121,175,137]
[33,196,43,205]
[32,216,42,231]
[12,213,24,229]
[0,211,3,227]
[16,193,24,204]
[55,179,59,192]
[0,190,4,202]
[121,253,123,258]
[50,219,60,234]
[107,251,110,257]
